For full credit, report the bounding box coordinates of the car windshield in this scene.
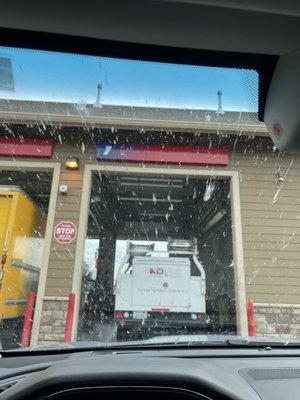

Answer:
[0,46,295,351]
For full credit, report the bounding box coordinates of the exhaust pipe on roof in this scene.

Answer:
[216,90,225,115]
[94,83,102,108]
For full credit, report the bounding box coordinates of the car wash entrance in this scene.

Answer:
[78,165,246,342]
[0,165,54,348]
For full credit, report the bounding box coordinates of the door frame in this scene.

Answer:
[71,163,247,339]
[0,160,61,346]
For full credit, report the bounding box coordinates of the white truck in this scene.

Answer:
[114,238,207,339]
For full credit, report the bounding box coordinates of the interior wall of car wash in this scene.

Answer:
[1,126,300,347]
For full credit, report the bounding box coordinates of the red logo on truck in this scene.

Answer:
[54,221,77,244]
[150,268,164,275]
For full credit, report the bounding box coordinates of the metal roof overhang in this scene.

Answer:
[0,111,268,137]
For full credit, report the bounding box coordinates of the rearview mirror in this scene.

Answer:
[264,50,300,153]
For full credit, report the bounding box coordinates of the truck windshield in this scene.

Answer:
[0,45,295,351]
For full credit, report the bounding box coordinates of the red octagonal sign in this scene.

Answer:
[54,221,77,244]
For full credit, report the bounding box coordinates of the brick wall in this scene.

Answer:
[255,304,300,340]
[38,299,68,344]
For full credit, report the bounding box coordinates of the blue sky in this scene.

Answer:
[0,47,258,111]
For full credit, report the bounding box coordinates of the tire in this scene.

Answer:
[0,318,23,349]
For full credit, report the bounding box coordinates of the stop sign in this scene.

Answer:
[54,221,77,244]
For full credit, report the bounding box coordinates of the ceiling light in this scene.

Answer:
[120,177,184,184]
[202,209,226,232]
[169,240,193,248]
[143,213,167,217]
[118,197,182,203]
[120,182,183,188]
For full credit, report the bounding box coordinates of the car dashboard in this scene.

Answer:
[0,347,300,400]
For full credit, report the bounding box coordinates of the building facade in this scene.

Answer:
[0,100,299,346]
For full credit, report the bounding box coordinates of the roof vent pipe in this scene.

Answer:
[216,90,224,115]
[94,83,102,108]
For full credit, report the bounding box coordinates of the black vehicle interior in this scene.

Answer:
[2,347,300,400]
[0,1,300,400]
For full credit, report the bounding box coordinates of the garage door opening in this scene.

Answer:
[0,169,53,348]
[79,171,236,342]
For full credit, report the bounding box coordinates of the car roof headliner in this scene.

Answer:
[0,0,299,56]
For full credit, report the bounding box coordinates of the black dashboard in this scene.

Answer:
[1,347,300,400]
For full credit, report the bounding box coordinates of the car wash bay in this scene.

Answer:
[0,168,53,348]
[79,170,236,341]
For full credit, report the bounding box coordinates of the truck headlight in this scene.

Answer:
[191,313,197,320]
